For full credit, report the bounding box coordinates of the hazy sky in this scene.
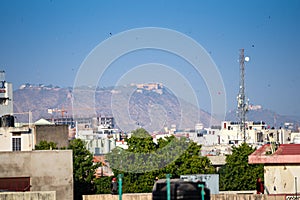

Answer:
[1,0,299,117]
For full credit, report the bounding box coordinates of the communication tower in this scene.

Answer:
[237,49,249,142]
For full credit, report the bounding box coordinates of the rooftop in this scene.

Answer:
[249,144,300,164]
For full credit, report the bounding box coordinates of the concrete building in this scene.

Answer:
[135,83,163,90]
[76,127,118,154]
[74,116,122,155]
[86,138,116,155]
[207,155,226,172]
[0,71,13,116]
[219,121,290,145]
[290,132,300,144]
[0,126,33,151]
[0,150,73,200]
[0,71,69,151]
[34,124,69,148]
[249,144,300,195]
[163,120,293,148]
[188,127,221,146]
[0,121,69,151]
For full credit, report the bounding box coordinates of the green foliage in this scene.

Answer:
[94,176,112,194]
[126,128,157,153]
[35,140,58,150]
[103,128,215,194]
[174,142,215,175]
[68,139,100,200]
[219,143,264,191]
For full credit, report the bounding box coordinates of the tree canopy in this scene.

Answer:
[34,130,265,194]
[69,139,100,200]
[219,143,264,191]
[102,128,215,193]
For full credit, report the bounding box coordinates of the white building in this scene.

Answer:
[0,126,33,151]
[219,121,290,145]
[0,71,13,116]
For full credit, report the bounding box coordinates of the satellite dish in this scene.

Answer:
[245,56,250,62]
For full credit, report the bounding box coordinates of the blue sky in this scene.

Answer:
[1,0,300,117]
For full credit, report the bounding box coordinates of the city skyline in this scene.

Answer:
[1,0,299,117]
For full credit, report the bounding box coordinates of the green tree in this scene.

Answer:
[69,139,100,200]
[173,142,215,176]
[156,138,215,177]
[94,176,112,194]
[104,128,215,193]
[126,128,157,153]
[35,140,58,150]
[219,143,264,191]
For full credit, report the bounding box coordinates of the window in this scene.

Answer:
[0,177,30,191]
[0,80,5,88]
[12,138,21,151]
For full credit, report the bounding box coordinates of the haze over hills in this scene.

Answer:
[13,83,219,131]
[13,83,300,131]
[226,108,300,129]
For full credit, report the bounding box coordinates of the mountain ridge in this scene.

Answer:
[13,84,219,131]
[12,84,300,131]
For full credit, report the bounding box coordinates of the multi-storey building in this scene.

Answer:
[219,121,290,145]
[0,71,13,116]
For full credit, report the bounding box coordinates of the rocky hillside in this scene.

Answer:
[13,84,300,131]
[13,84,219,131]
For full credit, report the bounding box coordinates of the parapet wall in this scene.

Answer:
[0,150,73,200]
[83,193,151,200]
[0,191,56,200]
[83,194,287,200]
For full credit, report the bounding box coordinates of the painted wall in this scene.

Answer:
[264,164,300,194]
[0,150,73,200]
[0,127,32,151]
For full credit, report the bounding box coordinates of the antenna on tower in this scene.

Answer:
[237,49,249,143]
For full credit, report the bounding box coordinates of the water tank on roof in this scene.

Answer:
[1,115,14,127]
[152,179,210,200]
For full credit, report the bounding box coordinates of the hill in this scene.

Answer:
[13,84,300,131]
[226,108,300,129]
[13,84,219,131]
